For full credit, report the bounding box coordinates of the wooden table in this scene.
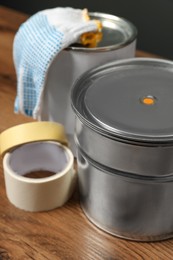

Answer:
[0,6,173,259]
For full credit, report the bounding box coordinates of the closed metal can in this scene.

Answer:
[71,58,173,241]
[40,12,137,152]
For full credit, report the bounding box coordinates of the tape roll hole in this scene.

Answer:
[8,142,69,179]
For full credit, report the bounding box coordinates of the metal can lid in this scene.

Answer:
[71,58,173,144]
[68,12,137,52]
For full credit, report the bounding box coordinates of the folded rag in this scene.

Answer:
[13,7,98,118]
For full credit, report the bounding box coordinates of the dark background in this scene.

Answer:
[1,0,173,59]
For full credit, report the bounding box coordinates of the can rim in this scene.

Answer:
[71,57,173,145]
[66,12,137,52]
[77,145,173,181]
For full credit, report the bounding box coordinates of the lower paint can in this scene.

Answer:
[72,58,173,241]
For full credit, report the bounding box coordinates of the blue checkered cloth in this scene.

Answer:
[13,7,97,118]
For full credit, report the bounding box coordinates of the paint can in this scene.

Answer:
[40,13,137,153]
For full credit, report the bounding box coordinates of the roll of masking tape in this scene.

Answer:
[0,121,68,156]
[3,141,76,211]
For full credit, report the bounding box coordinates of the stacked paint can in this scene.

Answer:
[71,58,173,241]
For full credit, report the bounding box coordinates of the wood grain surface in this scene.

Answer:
[0,6,173,260]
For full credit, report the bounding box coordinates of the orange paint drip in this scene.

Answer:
[141,96,156,105]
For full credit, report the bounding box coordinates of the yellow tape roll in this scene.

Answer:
[3,141,76,211]
[0,121,68,156]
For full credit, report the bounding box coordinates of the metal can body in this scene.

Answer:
[77,148,173,241]
[71,58,173,241]
[40,13,137,152]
